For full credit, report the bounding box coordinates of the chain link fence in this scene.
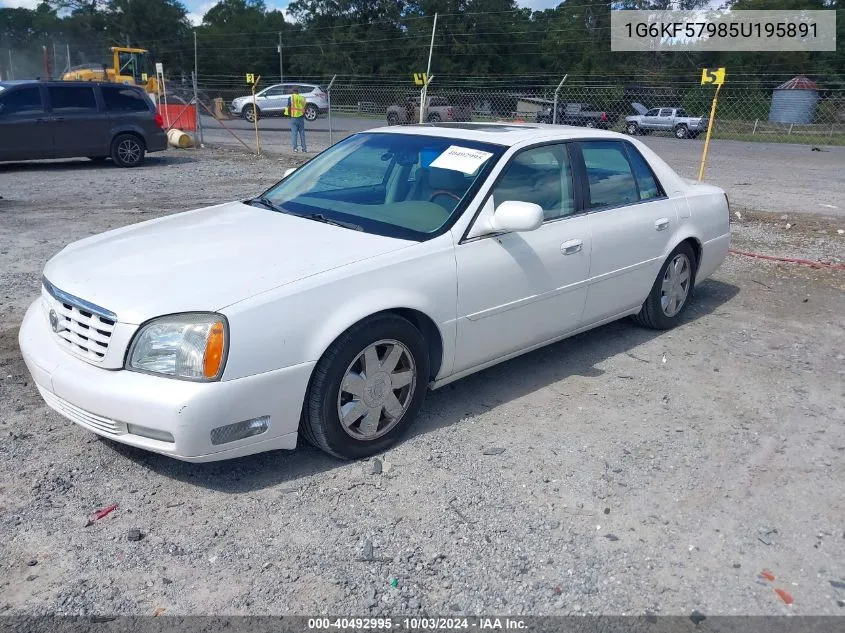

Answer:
[188,74,845,155]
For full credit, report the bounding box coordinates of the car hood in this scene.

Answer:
[42,201,414,324]
[631,102,648,115]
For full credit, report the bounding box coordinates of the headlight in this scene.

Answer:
[126,313,228,381]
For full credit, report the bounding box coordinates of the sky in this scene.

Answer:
[2,0,563,26]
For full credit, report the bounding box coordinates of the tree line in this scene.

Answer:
[1,0,842,87]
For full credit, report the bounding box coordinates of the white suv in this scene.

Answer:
[229,83,328,122]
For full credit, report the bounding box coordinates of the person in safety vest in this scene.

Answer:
[285,87,308,153]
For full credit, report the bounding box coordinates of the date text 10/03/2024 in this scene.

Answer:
[308,618,528,630]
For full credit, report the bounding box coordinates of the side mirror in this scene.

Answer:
[283,167,296,178]
[489,200,544,233]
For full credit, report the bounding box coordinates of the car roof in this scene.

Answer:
[0,79,144,89]
[369,122,626,147]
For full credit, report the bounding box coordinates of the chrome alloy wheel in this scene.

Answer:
[117,139,142,164]
[337,339,417,441]
[661,253,692,317]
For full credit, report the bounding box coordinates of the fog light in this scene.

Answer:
[210,416,270,446]
[126,424,175,443]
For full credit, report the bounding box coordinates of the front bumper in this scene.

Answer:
[18,298,315,462]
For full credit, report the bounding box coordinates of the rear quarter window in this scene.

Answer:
[101,86,152,112]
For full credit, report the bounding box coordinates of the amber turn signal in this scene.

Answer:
[204,321,226,378]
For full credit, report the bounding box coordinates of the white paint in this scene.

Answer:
[19,123,730,462]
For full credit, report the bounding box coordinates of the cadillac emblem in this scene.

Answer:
[49,309,59,333]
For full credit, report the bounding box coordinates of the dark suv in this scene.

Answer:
[0,80,167,167]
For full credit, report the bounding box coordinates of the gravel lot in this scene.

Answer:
[0,150,844,618]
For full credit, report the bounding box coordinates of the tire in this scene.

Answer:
[387,113,399,126]
[242,104,258,123]
[427,113,442,123]
[584,120,596,128]
[301,313,430,459]
[304,104,319,122]
[675,124,689,139]
[110,134,145,168]
[632,242,697,330]
[626,122,639,135]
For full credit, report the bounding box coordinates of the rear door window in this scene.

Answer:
[48,86,98,111]
[0,86,44,115]
[581,141,641,209]
[101,86,151,112]
[624,144,663,201]
[658,108,673,117]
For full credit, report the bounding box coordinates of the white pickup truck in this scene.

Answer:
[625,107,708,139]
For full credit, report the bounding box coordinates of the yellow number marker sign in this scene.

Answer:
[698,68,726,181]
[413,73,428,86]
[246,73,255,84]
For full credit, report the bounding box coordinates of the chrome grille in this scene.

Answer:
[37,385,126,436]
[43,277,117,362]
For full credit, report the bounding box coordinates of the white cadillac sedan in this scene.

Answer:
[19,123,730,462]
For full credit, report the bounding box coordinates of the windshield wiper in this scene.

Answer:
[302,213,363,231]
[250,195,283,212]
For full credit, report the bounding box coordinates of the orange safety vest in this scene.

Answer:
[288,93,306,118]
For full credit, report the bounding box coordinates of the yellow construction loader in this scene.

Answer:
[62,47,159,93]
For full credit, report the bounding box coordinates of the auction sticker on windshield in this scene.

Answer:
[429,146,494,174]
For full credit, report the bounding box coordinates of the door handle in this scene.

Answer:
[655,218,670,231]
[561,239,583,255]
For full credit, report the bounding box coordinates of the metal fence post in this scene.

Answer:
[192,71,203,148]
[552,74,567,125]
[327,74,337,147]
[193,31,203,147]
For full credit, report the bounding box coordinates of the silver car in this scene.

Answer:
[229,83,328,122]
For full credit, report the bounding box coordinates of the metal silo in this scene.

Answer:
[768,76,819,124]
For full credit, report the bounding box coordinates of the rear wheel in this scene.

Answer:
[427,113,442,123]
[110,134,145,168]
[387,113,399,126]
[304,104,319,121]
[632,243,697,330]
[301,314,430,459]
[584,120,596,128]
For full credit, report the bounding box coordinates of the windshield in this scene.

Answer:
[258,132,504,240]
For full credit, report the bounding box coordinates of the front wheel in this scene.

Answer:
[632,243,697,330]
[626,122,639,135]
[584,120,596,128]
[387,113,399,126]
[427,113,442,123]
[242,105,258,123]
[301,314,430,459]
[675,124,689,139]
[110,134,145,168]
[304,104,319,121]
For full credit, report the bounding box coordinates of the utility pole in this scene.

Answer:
[7,49,13,80]
[420,12,438,124]
[66,44,70,74]
[279,31,285,84]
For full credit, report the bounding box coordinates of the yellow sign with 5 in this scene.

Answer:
[700,67,726,86]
